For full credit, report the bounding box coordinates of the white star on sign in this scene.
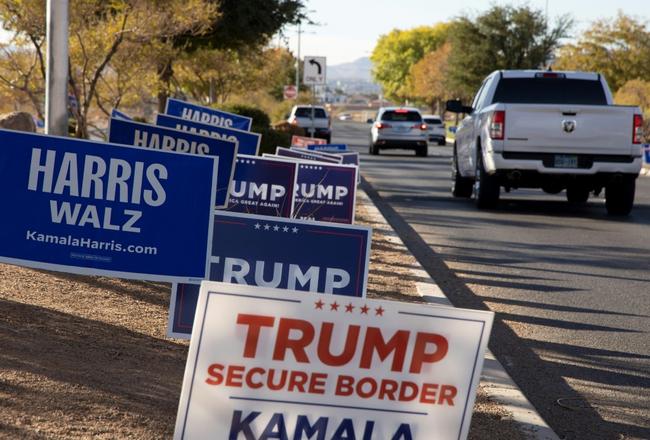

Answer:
[273,225,280,232]
[264,224,271,230]
[292,227,299,233]
[282,226,289,232]
[254,223,261,230]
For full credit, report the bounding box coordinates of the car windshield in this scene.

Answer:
[295,107,328,118]
[381,111,422,122]
[493,78,608,105]
[424,118,442,124]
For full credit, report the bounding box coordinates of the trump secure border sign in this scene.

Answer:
[0,129,217,282]
[173,282,494,440]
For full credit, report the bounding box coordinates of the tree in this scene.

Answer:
[156,0,306,112]
[0,0,216,138]
[409,42,454,113]
[370,24,450,102]
[554,13,650,93]
[447,5,572,98]
[614,79,650,114]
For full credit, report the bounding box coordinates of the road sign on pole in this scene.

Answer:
[303,56,326,85]
[283,85,297,100]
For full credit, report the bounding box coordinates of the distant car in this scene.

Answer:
[287,105,331,143]
[338,113,353,121]
[368,107,428,156]
[422,114,446,145]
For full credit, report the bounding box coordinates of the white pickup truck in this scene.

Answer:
[447,70,644,215]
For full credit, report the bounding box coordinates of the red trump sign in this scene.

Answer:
[174,282,494,440]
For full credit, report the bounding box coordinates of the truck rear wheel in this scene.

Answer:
[452,149,473,198]
[474,153,500,209]
[605,176,635,216]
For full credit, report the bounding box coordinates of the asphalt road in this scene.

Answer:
[334,121,650,440]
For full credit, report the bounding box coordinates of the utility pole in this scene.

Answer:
[295,22,301,95]
[45,0,69,136]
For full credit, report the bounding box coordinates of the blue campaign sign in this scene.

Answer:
[0,129,217,282]
[156,113,259,156]
[340,151,360,166]
[223,155,297,217]
[111,108,132,120]
[165,97,252,131]
[294,162,358,224]
[167,211,372,337]
[644,144,650,164]
[306,143,348,152]
[108,117,237,208]
[275,146,342,163]
[290,147,345,163]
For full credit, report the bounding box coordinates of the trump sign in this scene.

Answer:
[167,211,371,338]
[224,155,297,218]
[173,282,494,440]
[0,129,217,282]
[294,162,358,224]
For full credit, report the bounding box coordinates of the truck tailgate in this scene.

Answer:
[503,104,636,155]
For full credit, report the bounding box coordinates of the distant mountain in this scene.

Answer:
[328,57,373,82]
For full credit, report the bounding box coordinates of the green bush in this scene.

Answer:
[221,104,271,132]
[257,128,292,156]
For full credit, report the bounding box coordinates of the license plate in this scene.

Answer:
[554,154,578,168]
[395,126,409,132]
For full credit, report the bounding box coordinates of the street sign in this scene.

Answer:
[167,213,372,338]
[173,282,494,440]
[283,85,297,100]
[303,56,326,85]
[0,129,218,282]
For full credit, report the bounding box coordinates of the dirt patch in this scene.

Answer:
[0,194,524,439]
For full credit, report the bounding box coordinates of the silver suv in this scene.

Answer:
[369,107,428,156]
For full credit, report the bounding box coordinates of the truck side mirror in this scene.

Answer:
[366,118,374,124]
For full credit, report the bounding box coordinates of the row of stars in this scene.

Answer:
[300,165,324,170]
[254,223,298,233]
[236,159,256,165]
[314,300,384,316]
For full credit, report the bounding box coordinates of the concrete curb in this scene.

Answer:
[357,188,560,440]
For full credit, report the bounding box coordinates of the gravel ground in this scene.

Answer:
[0,193,524,439]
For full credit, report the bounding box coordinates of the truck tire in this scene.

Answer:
[605,176,635,216]
[474,152,500,209]
[416,144,428,157]
[452,148,473,198]
[566,186,589,204]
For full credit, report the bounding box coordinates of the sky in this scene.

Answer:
[284,0,649,66]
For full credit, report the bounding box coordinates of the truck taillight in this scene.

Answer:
[633,114,643,144]
[375,122,391,129]
[489,110,505,140]
[413,123,427,130]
